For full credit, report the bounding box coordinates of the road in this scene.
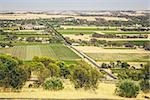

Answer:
[48,25,117,80]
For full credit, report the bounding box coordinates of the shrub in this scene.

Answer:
[47,63,60,77]
[70,61,103,89]
[43,78,64,91]
[0,55,28,90]
[115,80,140,98]
[139,80,150,93]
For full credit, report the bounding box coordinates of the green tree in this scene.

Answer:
[139,80,150,93]
[56,61,71,78]
[43,77,64,91]
[121,62,130,69]
[70,61,103,89]
[33,56,55,67]
[115,80,140,98]
[101,63,108,68]
[47,63,60,77]
[0,55,28,90]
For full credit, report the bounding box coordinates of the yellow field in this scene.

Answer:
[0,14,128,21]
[73,46,150,54]
[63,34,150,41]
[61,25,121,29]
[0,81,148,99]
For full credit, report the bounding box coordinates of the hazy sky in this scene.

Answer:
[0,0,149,11]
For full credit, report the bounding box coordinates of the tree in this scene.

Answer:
[70,61,103,89]
[43,78,64,91]
[0,55,28,90]
[33,56,55,67]
[121,62,130,69]
[142,63,150,80]
[101,63,108,68]
[139,80,150,93]
[144,42,150,51]
[115,80,140,98]
[56,61,70,78]
[139,63,150,93]
[47,63,60,77]
[116,60,122,68]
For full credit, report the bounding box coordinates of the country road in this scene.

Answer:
[50,26,117,80]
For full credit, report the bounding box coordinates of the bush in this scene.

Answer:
[43,78,64,91]
[47,63,60,77]
[70,61,103,89]
[0,55,28,90]
[115,80,140,98]
[139,80,150,93]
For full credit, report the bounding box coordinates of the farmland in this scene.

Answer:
[0,14,129,21]
[58,30,95,34]
[0,11,150,99]
[73,46,150,62]
[0,44,80,61]
[102,31,150,34]
[86,53,150,62]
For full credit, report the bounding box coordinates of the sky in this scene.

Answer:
[0,0,149,11]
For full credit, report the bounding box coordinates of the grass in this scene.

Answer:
[0,44,80,61]
[102,31,150,34]
[58,30,94,34]
[86,53,150,62]
[60,25,119,29]
[103,47,136,50]
[16,34,50,38]
[63,60,80,65]
[4,30,45,35]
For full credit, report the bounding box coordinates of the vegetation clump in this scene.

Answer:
[139,80,150,93]
[115,80,140,98]
[0,55,28,90]
[69,61,103,89]
[43,78,64,91]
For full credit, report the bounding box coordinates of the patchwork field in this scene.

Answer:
[102,31,150,34]
[60,25,120,29]
[0,44,80,61]
[0,14,128,21]
[73,46,150,62]
[4,30,45,35]
[86,53,150,62]
[58,30,95,34]
[63,34,150,41]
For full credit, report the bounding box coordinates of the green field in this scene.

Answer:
[86,53,150,62]
[0,44,80,61]
[58,29,150,35]
[58,30,95,34]
[102,31,150,34]
[4,30,45,35]
[60,26,119,30]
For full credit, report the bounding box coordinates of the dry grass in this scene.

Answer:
[63,34,149,41]
[73,46,150,62]
[61,26,119,29]
[64,34,91,41]
[0,81,148,99]
[0,14,128,21]
[73,46,150,54]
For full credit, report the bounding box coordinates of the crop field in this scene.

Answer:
[0,14,129,21]
[60,25,120,29]
[73,46,150,62]
[86,53,150,62]
[0,44,80,61]
[58,30,95,34]
[102,31,150,34]
[4,30,45,35]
